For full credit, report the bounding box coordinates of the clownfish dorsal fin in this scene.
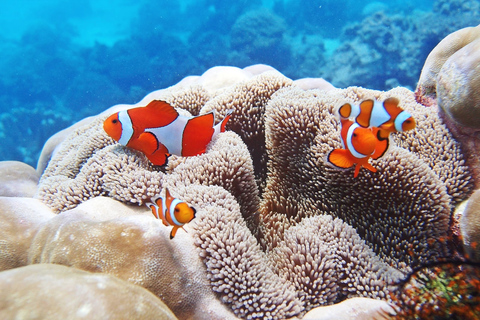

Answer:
[383,97,400,113]
[165,188,173,201]
[357,100,375,128]
[182,113,215,156]
[338,103,352,119]
[144,100,179,126]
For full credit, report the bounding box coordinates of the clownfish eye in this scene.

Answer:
[112,119,118,124]
[174,208,180,212]
[352,133,357,137]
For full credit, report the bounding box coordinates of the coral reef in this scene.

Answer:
[391,262,480,319]
[416,24,480,98]
[0,161,39,197]
[0,264,178,320]
[437,37,480,128]
[229,9,290,70]
[460,190,480,261]
[415,25,480,189]
[1,63,477,319]
[259,84,471,268]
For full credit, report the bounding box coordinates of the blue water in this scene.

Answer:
[0,0,477,167]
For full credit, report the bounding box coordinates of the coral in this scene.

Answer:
[259,85,472,269]
[199,70,292,192]
[302,297,395,320]
[26,195,238,319]
[0,161,39,197]
[391,262,480,319]
[229,9,291,69]
[189,186,303,319]
[416,24,480,99]
[36,121,258,216]
[415,25,480,189]
[323,12,427,90]
[0,197,54,271]
[0,106,73,167]
[5,65,474,319]
[460,190,480,261]
[0,264,178,320]
[270,215,403,308]
[436,38,480,129]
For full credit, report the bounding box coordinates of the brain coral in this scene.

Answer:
[0,264,178,320]
[414,25,480,188]
[23,65,475,318]
[416,23,480,98]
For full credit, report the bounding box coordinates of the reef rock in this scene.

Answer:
[460,190,480,262]
[0,161,40,197]
[0,264,178,320]
[0,197,54,271]
[416,25,480,188]
[437,38,480,129]
[416,23,480,98]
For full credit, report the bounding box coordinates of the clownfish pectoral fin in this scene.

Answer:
[148,203,159,219]
[135,132,160,155]
[327,149,355,169]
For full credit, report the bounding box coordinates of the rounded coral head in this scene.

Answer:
[351,127,377,156]
[173,203,196,224]
[103,113,122,142]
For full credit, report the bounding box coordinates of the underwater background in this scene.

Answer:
[0,0,478,167]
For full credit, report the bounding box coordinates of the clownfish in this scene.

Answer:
[338,97,416,139]
[103,100,233,166]
[327,119,388,178]
[146,188,196,239]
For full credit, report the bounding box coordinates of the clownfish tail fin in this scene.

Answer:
[214,109,234,135]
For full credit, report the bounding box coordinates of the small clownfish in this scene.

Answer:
[338,97,416,139]
[103,100,233,166]
[327,119,388,178]
[146,188,196,239]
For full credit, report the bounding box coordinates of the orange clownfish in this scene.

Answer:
[146,188,196,239]
[338,97,416,139]
[327,119,388,178]
[103,100,233,166]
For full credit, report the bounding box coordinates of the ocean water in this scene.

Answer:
[0,0,477,167]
